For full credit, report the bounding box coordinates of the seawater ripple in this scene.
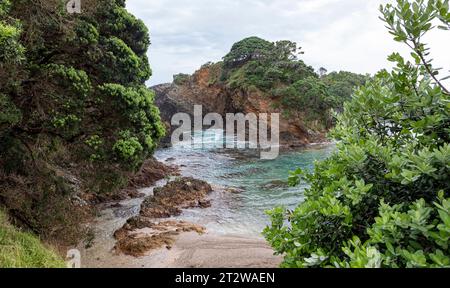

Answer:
[155,130,334,237]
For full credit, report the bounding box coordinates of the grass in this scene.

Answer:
[0,210,66,268]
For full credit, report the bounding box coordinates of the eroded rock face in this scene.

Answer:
[113,177,212,257]
[153,66,327,147]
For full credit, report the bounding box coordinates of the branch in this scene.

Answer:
[413,41,450,95]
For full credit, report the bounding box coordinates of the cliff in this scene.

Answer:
[153,37,367,148]
[153,64,327,147]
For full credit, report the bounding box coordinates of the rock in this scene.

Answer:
[198,200,212,208]
[127,157,180,189]
[112,177,212,257]
[114,219,205,257]
[140,177,212,218]
[224,187,244,193]
[152,65,328,147]
[115,233,176,257]
[83,158,180,205]
[112,177,213,257]
[261,180,289,189]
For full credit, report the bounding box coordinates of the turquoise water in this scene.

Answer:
[155,130,333,237]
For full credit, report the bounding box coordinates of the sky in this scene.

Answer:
[126,0,450,86]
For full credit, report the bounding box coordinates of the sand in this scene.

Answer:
[81,231,281,268]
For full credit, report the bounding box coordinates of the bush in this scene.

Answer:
[264,0,450,268]
[0,21,24,63]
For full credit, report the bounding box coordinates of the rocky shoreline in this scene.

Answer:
[79,156,283,268]
[113,177,213,257]
[79,140,336,267]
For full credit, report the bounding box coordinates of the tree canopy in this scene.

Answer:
[0,0,164,243]
[223,36,274,68]
[219,37,366,129]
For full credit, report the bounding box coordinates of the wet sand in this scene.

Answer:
[79,178,282,268]
[82,231,281,268]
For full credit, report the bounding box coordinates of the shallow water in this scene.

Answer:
[155,130,334,237]
[80,130,333,267]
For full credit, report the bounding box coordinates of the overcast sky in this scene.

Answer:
[126,0,450,86]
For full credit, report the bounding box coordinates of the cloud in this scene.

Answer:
[126,0,450,86]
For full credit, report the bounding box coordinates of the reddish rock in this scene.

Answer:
[140,177,212,218]
[153,65,328,147]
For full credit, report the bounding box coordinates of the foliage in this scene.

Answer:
[264,0,450,268]
[0,0,163,243]
[217,37,366,129]
[322,71,369,111]
[277,77,333,124]
[0,210,65,268]
[222,38,315,90]
[173,73,191,85]
[0,21,24,63]
[0,93,22,131]
[223,36,274,68]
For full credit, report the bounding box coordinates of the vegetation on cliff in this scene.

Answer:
[222,37,368,117]
[0,0,163,248]
[172,36,368,130]
[264,0,450,268]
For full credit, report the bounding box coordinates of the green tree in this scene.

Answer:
[322,71,369,111]
[278,77,333,127]
[318,67,328,78]
[0,0,164,243]
[264,0,450,268]
[271,40,302,61]
[219,36,364,129]
[223,36,274,68]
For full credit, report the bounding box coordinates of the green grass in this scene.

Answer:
[0,210,66,268]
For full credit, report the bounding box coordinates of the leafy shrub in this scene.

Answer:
[280,77,332,125]
[100,36,148,84]
[322,71,368,111]
[264,0,450,268]
[113,130,144,168]
[0,93,21,129]
[0,19,24,63]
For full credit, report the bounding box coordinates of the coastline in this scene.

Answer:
[82,231,281,268]
[78,172,282,268]
[79,142,334,268]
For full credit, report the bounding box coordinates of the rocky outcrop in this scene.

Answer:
[127,158,179,190]
[140,177,212,218]
[114,219,205,257]
[113,177,212,257]
[153,66,327,147]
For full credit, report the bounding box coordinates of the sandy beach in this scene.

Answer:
[79,177,282,268]
[81,231,281,268]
